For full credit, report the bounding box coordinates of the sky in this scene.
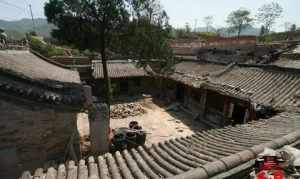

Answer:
[0,0,299,32]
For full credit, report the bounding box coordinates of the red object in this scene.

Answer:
[256,170,284,179]
[255,156,284,179]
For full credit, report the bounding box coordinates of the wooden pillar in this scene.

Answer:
[199,89,207,118]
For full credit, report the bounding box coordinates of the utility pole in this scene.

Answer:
[29,4,35,31]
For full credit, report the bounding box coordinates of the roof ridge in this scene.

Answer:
[238,63,300,75]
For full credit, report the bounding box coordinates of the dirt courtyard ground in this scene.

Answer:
[77,98,206,149]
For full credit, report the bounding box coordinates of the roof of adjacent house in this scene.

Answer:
[166,60,300,108]
[214,64,300,108]
[165,61,251,100]
[21,112,300,179]
[92,60,151,79]
[0,50,85,108]
[272,57,300,69]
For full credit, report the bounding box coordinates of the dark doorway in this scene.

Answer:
[120,80,129,93]
[176,84,185,103]
[232,104,246,125]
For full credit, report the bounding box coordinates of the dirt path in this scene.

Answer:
[77,99,206,149]
[110,100,205,147]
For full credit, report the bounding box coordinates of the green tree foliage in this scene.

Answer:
[44,0,172,105]
[115,0,173,63]
[259,25,265,36]
[291,24,297,32]
[256,2,283,34]
[226,8,253,38]
[28,36,65,57]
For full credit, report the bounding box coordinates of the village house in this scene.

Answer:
[91,60,157,99]
[87,57,300,129]
[19,49,300,179]
[0,50,87,179]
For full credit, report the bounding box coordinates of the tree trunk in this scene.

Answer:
[100,25,111,116]
[101,47,111,108]
[237,24,242,39]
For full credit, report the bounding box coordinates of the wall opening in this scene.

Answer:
[176,84,185,103]
[232,104,246,125]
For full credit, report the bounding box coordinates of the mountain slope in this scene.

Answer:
[0,18,54,39]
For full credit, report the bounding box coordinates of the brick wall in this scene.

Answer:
[0,99,80,179]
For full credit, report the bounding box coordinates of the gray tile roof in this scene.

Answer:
[0,50,85,107]
[214,65,300,108]
[167,61,300,108]
[92,61,150,79]
[20,112,300,179]
[0,50,81,83]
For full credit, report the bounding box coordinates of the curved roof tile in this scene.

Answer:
[21,112,300,179]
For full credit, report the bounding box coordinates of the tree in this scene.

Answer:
[256,2,283,34]
[45,0,171,105]
[290,24,297,32]
[226,8,253,38]
[44,0,132,106]
[203,16,213,32]
[259,25,265,36]
[116,1,173,63]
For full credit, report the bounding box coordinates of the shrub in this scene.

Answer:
[29,36,65,57]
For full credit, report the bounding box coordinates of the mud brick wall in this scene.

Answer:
[0,99,80,179]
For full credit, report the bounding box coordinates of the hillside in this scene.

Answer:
[0,18,54,39]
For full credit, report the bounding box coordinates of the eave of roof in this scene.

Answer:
[0,50,85,108]
[21,112,300,179]
[0,50,81,84]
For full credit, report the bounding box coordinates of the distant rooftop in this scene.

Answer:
[92,60,153,79]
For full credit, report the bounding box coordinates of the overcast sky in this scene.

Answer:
[0,0,299,31]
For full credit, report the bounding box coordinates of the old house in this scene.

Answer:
[0,50,86,179]
[161,61,255,128]
[161,59,300,128]
[92,60,156,99]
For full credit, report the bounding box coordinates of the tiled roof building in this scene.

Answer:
[21,112,300,179]
[92,60,151,79]
[0,50,86,179]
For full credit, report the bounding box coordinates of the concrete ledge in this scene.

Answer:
[249,144,266,155]
[201,160,227,177]
[220,154,242,169]
[168,168,208,179]
[273,137,290,147]
[237,150,256,163]
[263,141,280,149]
[283,131,300,144]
